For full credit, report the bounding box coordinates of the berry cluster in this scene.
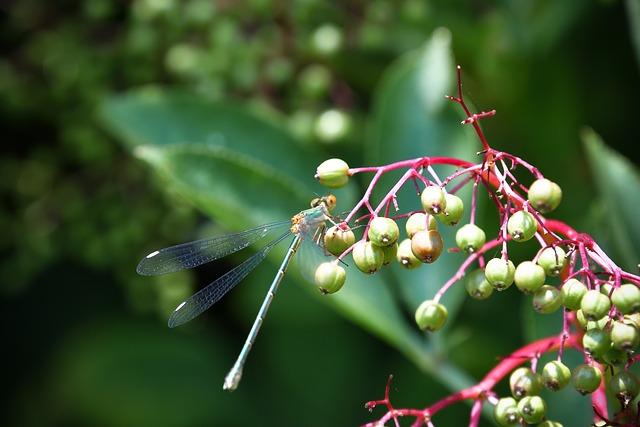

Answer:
[311,67,640,426]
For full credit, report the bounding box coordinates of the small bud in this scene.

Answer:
[533,285,563,314]
[410,230,444,263]
[542,360,571,391]
[493,397,522,427]
[415,300,448,332]
[609,370,639,406]
[455,223,486,253]
[536,246,566,276]
[611,284,640,315]
[610,320,640,350]
[517,395,546,424]
[580,290,611,321]
[561,278,587,310]
[514,261,546,294]
[380,242,398,266]
[405,212,437,238]
[436,193,464,226]
[582,328,611,358]
[315,158,349,188]
[572,364,602,395]
[507,210,538,242]
[485,258,516,291]
[465,268,494,300]
[420,186,446,215]
[352,241,384,274]
[314,261,346,294]
[323,224,355,256]
[368,217,400,247]
[528,178,562,213]
[510,367,542,399]
[396,239,421,269]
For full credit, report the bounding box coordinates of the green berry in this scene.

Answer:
[611,284,640,314]
[314,261,346,294]
[537,421,563,427]
[610,320,640,350]
[494,397,522,427]
[411,230,444,264]
[352,241,384,274]
[507,210,538,242]
[368,217,399,247]
[396,239,421,269]
[542,360,571,391]
[609,370,640,405]
[415,300,448,332]
[465,268,494,300]
[405,212,437,238]
[314,110,352,143]
[485,258,516,291]
[436,193,464,226]
[420,186,446,215]
[323,224,355,256]
[600,282,614,297]
[380,242,398,266]
[510,367,542,399]
[455,223,486,253]
[602,346,628,367]
[576,309,609,331]
[580,290,611,321]
[514,261,546,294]
[528,178,562,213]
[310,24,343,57]
[315,158,349,188]
[572,364,602,395]
[533,285,563,314]
[517,395,546,424]
[624,313,640,329]
[582,328,611,358]
[536,246,566,276]
[561,279,587,311]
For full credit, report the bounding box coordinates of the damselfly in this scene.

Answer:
[137,195,339,391]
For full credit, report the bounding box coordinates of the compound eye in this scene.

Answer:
[325,194,337,210]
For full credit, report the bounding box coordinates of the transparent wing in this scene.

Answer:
[296,225,337,284]
[137,220,290,276]
[168,232,291,328]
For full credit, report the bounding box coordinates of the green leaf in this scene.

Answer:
[582,128,640,271]
[101,89,463,385]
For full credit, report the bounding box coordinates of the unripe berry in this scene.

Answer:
[352,241,384,274]
[602,347,627,367]
[610,320,640,350]
[411,230,444,263]
[542,360,571,391]
[420,186,446,215]
[405,212,437,238]
[415,300,448,332]
[493,397,521,427]
[538,422,563,427]
[576,309,609,331]
[536,246,566,276]
[436,193,464,226]
[514,261,546,294]
[323,225,355,256]
[533,285,563,314]
[580,290,611,321]
[582,328,611,358]
[600,282,614,297]
[561,278,587,311]
[465,268,494,300]
[455,223,486,253]
[528,178,562,213]
[624,313,640,329]
[396,239,421,269]
[368,217,399,247]
[611,284,640,315]
[315,158,349,188]
[507,210,538,242]
[572,364,602,395]
[517,395,546,424]
[485,258,516,291]
[510,367,542,399]
[314,261,346,294]
[609,370,640,404]
[380,242,398,266]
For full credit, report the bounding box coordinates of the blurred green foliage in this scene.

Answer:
[1,0,639,426]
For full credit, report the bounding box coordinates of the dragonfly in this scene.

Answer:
[136,194,340,391]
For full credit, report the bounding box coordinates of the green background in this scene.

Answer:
[2,1,639,426]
